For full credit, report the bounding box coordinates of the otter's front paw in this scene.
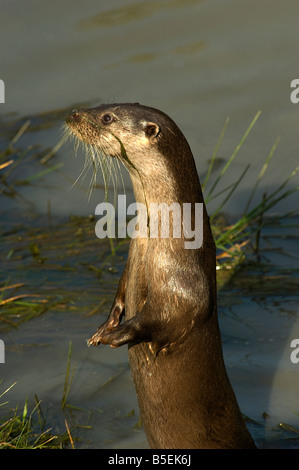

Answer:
[87,322,131,348]
[87,325,108,347]
[87,320,117,347]
[87,304,124,347]
[88,317,144,348]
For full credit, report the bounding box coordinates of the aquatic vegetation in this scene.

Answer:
[0,381,71,449]
[202,111,298,269]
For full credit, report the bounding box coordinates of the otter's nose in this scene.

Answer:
[66,109,82,125]
[71,109,80,120]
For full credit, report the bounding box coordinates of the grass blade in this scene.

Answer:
[16,162,64,184]
[210,163,250,221]
[206,110,261,203]
[202,117,230,192]
[61,341,76,410]
[244,136,280,213]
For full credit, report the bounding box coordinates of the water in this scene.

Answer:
[0,0,298,449]
[1,0,298,216]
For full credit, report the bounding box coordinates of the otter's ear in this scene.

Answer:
[143,122,160,142]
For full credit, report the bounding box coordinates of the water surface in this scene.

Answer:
[0,0,298,449]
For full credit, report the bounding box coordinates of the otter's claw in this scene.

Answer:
[86,334,101,347]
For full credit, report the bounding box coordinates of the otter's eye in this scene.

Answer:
[102,113,113,124]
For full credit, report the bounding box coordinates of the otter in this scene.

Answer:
[66,103,256,449]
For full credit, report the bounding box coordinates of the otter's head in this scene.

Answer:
[66,102,192,167]
[65,103,201,204]
[66,103,163,157]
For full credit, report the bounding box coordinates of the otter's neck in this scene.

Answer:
[129,157,203,207]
